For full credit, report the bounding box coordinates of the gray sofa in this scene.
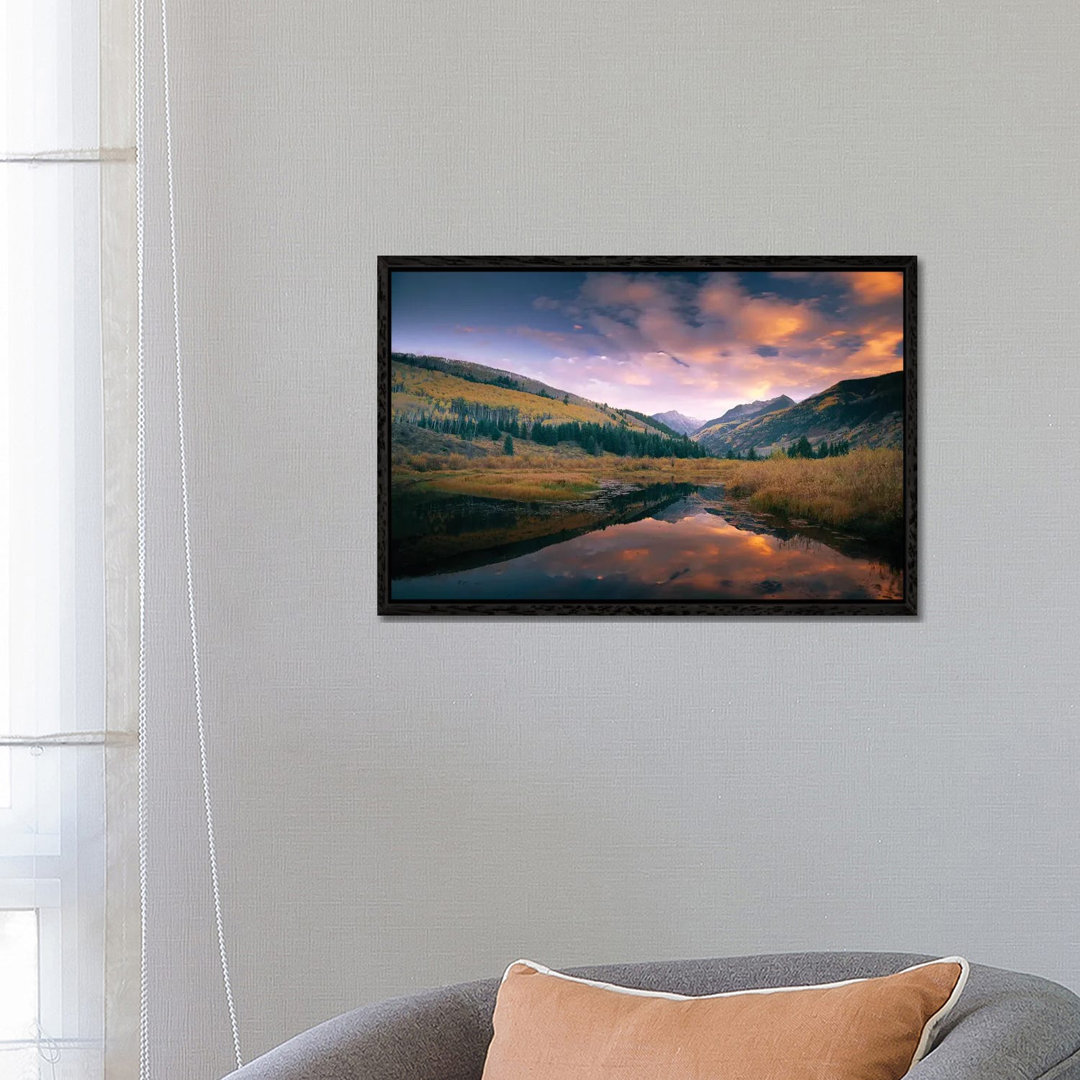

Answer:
[224,952,1080,1079]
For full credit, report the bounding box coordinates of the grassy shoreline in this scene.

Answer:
[719,449,903,538]
[392,445,902,538]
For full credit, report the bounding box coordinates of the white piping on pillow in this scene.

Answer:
[502,956,970,1069]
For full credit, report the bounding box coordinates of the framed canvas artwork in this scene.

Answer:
[378,256,916,616]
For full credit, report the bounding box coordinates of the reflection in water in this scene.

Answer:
[391,489,901,602]
[391,482,695,577]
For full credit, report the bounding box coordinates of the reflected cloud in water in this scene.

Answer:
[392,496,901,602]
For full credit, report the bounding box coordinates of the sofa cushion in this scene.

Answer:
[481,956,968,1080]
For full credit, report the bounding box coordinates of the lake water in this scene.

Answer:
[390,485,901,603]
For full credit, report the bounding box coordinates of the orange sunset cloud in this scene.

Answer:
[392,267,906,418]
[844,271,903,304]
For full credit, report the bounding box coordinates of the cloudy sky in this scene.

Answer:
[390,269,904,418]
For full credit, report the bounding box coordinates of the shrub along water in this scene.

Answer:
[720,448,902,538]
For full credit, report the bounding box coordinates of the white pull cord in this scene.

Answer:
[134,0,151,1074]
[135,0,244,1071]
[159,0,244,1064]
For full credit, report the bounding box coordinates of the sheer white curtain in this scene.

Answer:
[1,2,137,1078]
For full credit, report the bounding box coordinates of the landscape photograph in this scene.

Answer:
[379,259,914,614]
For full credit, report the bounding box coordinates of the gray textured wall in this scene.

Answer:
[140,2,1080,1076]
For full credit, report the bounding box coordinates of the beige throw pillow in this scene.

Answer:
[481,956,968,1080]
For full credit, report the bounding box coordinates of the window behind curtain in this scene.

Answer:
[2,2,114,1077]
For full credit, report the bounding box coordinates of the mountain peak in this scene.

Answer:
[718,395,795,423]
[649,410,704,436]
[692,372,902,456]
[701,395,795,429]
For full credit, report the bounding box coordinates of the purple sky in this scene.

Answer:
[391,269,904,417]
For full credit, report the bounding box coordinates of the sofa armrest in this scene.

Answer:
[221,959,1080,1080]
[221,980,496,1080]
[909,967,1080,1080]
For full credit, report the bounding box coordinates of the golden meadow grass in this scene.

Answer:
[391,361,651,429]
[414,472,597,502]
[393,444,902,536]
[719,448,903,535]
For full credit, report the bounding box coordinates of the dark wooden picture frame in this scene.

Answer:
[378,256,916,616]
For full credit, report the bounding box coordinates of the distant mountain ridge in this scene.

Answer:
[693,371,903,455]
[699,397,794,429]
[392,352,617,414]
[392,353,902,458]
[391,352,689,440]
[649,410,704,436]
